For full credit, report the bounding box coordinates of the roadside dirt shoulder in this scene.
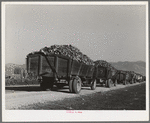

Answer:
[5,82,145,109]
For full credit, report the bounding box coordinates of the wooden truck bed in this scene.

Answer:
[94,66,112,80]
[27,53,94,79]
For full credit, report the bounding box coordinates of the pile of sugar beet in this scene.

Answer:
[95,60,112,67]
[28,44,94,65]
[28,44,115,68]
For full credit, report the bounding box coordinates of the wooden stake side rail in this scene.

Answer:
[27,53,95,81]
[95,66,112,80]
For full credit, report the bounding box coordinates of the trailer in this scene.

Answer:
[135,73,144,82]
[93,61,117,88]
[26,51,96,94]
[111,69,119,86]
[143,76,146,81]
[126,71,136,84]
[116,70,129,85]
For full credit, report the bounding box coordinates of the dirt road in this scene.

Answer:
[5,82,145,110]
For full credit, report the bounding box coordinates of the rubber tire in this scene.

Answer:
[130,80,133,84]
[123,80,127,85]
[105,80,108,87]
[126,81,129,84]
[114,79,117,86]
[91,79,96,90]
[107,79,112,88]
[69,79,73,93]
[72,77,82,94]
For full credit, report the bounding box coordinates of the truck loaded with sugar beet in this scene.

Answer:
[26,44,145,94]
[26,45,96,94]
[93,60,118,88]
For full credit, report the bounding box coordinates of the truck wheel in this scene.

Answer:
[130,80,133,84]
[114,79,117,86]
[72,77,82,94]
[69,79,73,93]
[91,79,96,90]
[107,79,112,88]
[127,81,129,84]
[123,80,126,85]
[105,80,108,87]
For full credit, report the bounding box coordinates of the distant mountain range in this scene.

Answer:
[5,61,146,76]
[109,61,146,76]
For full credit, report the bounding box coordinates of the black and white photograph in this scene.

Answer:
[2,1,149,122]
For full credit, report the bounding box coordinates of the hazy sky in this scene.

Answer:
[5,3,146,64]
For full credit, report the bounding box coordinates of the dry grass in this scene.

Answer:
[5,73,39,86]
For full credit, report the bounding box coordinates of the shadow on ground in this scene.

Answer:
[5,85,97,93]
[5,86,41,92]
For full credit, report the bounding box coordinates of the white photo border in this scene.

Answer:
[2,1,149,122]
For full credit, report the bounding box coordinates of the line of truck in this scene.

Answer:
[26,45,146,94]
